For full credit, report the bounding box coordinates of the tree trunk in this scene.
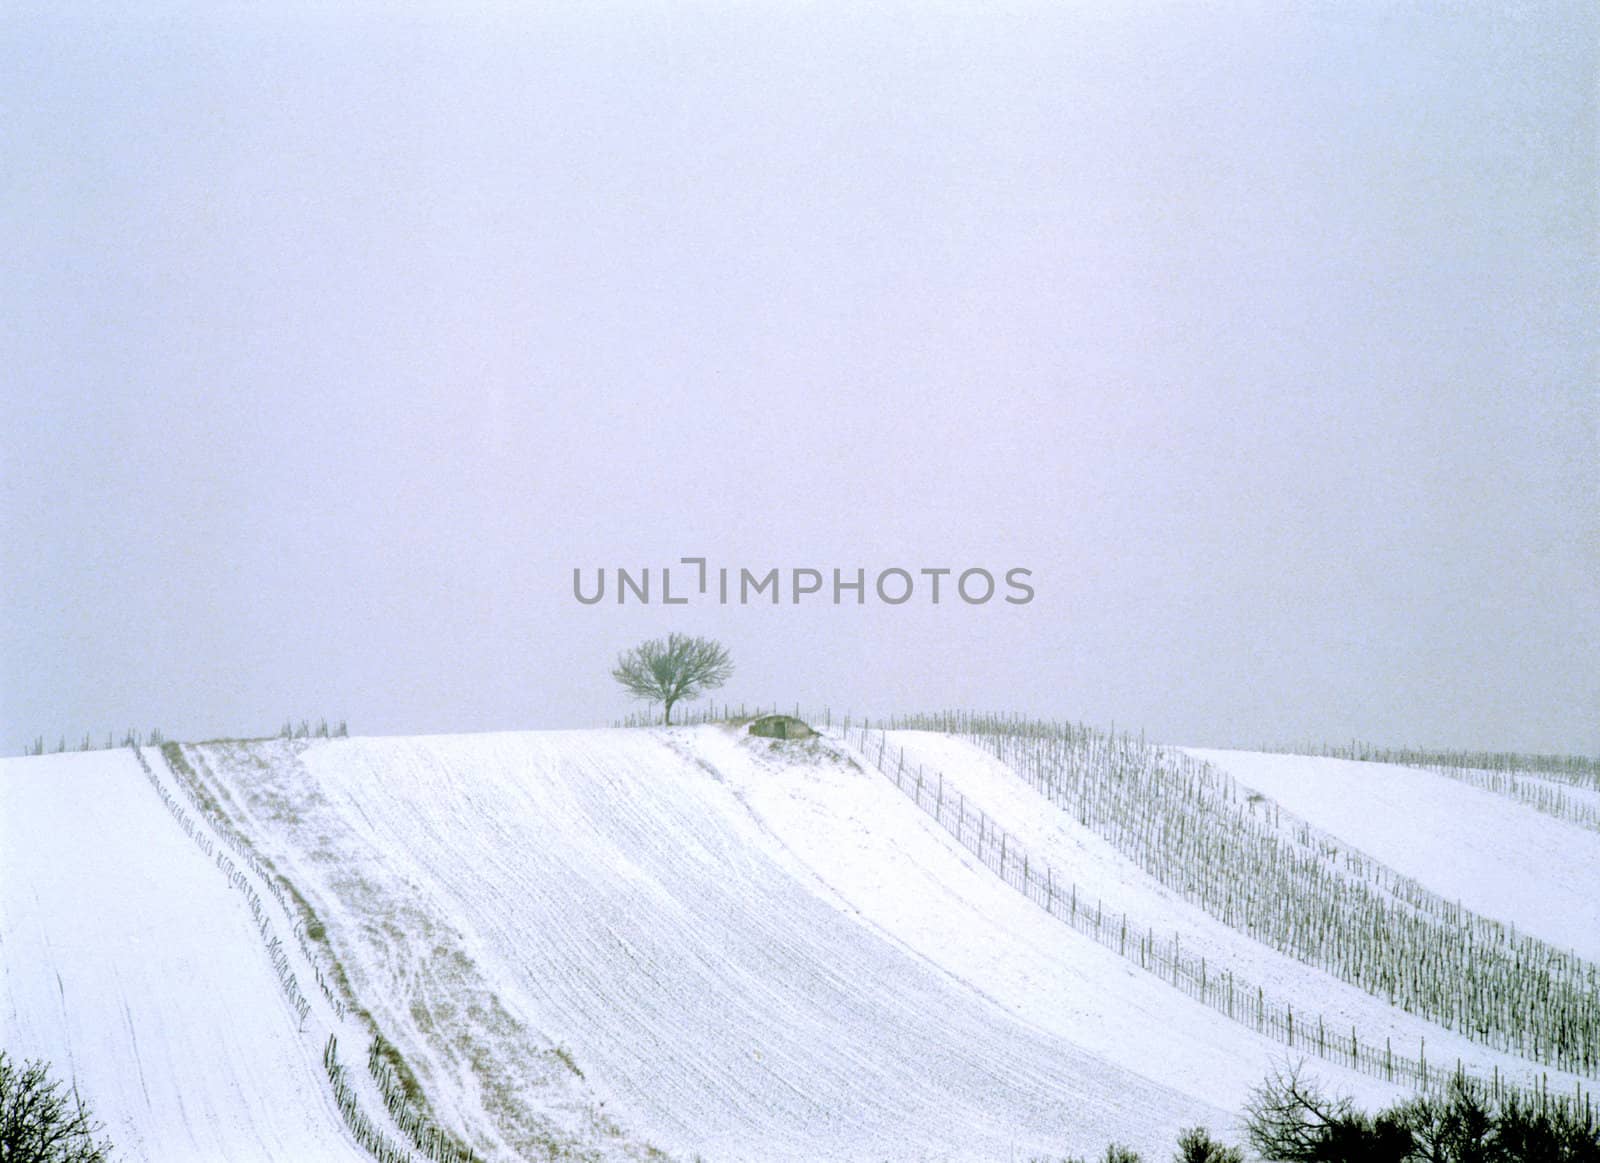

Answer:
[664,698,675,726]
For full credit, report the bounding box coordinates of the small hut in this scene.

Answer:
[748,714,815,740]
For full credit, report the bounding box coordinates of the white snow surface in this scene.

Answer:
[884,730,1586,1095]
[192,728,1249,1161]
[180,726,1457,1162]
[1184,749,1600,963]
[0,750,369,1163]
[6,729,1590,1163]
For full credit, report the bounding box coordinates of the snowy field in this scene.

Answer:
[1184,749,1600,962]
[182,729,1245,1161]
[885,730,1585,1091]
[3,727,1593,1161]
[0,751,369,1162]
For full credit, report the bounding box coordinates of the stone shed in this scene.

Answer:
[747,714,815,740]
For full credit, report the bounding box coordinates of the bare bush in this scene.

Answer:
[1174,1126,1243,1163]
[0,1052,115,1163]
[1244,1062,1409,1162]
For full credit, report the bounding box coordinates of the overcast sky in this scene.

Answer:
[4,3,1596,756]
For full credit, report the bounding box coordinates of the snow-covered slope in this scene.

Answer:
[6,727,1590,1162]
[0,750,369,1163]
[1184,748,1600,962]
[179,728,1248,1161]
[886,730,1587,1093]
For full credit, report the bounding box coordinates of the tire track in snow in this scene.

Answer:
[261,729,1236,1161]
[133,744,432,1163]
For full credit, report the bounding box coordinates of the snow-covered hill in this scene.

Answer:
[0,750,369,1162]
[1184,748,1600,962]
[3,724,1593,1161]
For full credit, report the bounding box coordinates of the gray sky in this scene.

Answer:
[4,3,1596,756]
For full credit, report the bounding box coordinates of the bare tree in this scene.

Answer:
[1244,1062,1411,1163]
[0,1051,115,1163]
[611,633,733,725]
